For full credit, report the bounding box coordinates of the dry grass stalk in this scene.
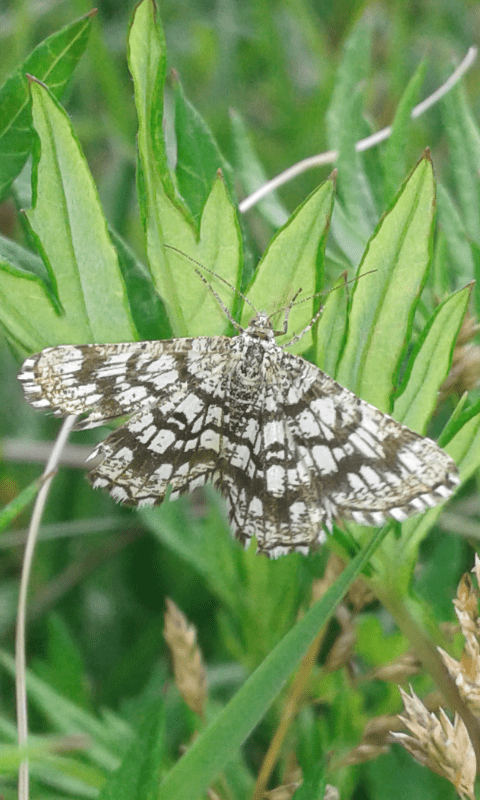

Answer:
[392,686,476,800]
[163,598,207,718]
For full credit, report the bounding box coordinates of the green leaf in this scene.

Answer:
[32,614,91,711]
[291,763,325,799]
[393,284,471,431]
[376,404,480,585]
[128,0,242,337]
[109,226,172,341]
[448,403,480,484]
[325,19,371,151]
[243,177,335,353]
[0,737,105,794]
[336,153,435,410]
[325,19,376,237]
[329,197,368,267]
[0,477,42,532]
[314,273,348,374]
[0,233,51,285]
[98,703,166,800]
[436,181,476,287]
[0,78,137,354]
[229,108,289,228]
[24,80,136,345]
[157,525,390,800]
[0,258,76,356]
[0,10,94,200]
[381,60,427,206]
[442,83,480,245]
[174,74,236,225]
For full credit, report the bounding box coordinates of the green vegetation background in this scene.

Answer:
[1,1,480,799]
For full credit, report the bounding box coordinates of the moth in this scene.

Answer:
[18,281,459,557]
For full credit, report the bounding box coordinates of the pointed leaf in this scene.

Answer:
[0,259,75,355]
[325,20,376,237]
[0,477,42,532]
[381,60,427,206]
[436,181,476,287]
[229,109,289,228]
[393,285,471,431]
[21,80,135,347]
[243,178,335,353]
[174,74,236,225]
[442,84,480,244]
[128,0,241,336]
[0,11,95,200]
[314,273,348,374]
[336,154,435,410]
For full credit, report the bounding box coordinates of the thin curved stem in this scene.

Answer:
[16,416,77,800]
[239,47,477,213]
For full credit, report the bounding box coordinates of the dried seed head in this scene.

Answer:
[392,686,476,800]
[263,782,302,800]
[311,554,345,603]
[438,564,480,716]
[324,626,357,673]
[323,786,340,800]
[163,598,207,718]
[370,652,421,683]
[340,742,390,767]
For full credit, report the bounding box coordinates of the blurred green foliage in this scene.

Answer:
[1,1,480,799]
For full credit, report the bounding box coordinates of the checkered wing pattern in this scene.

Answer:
[19,313,459,557]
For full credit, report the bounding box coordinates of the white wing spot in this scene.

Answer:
[149,429,176,453]
[312,445,338,475]
[266,464,285,494]
[360,465,382,488]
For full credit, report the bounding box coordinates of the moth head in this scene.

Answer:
[247,312,275,340]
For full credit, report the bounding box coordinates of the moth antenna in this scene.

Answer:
[278,270,377,346]
[282,303,325,346]
[193,269,245,332]
[164,243,258,313]
[275,269,377,313]
[272,288,303,336]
